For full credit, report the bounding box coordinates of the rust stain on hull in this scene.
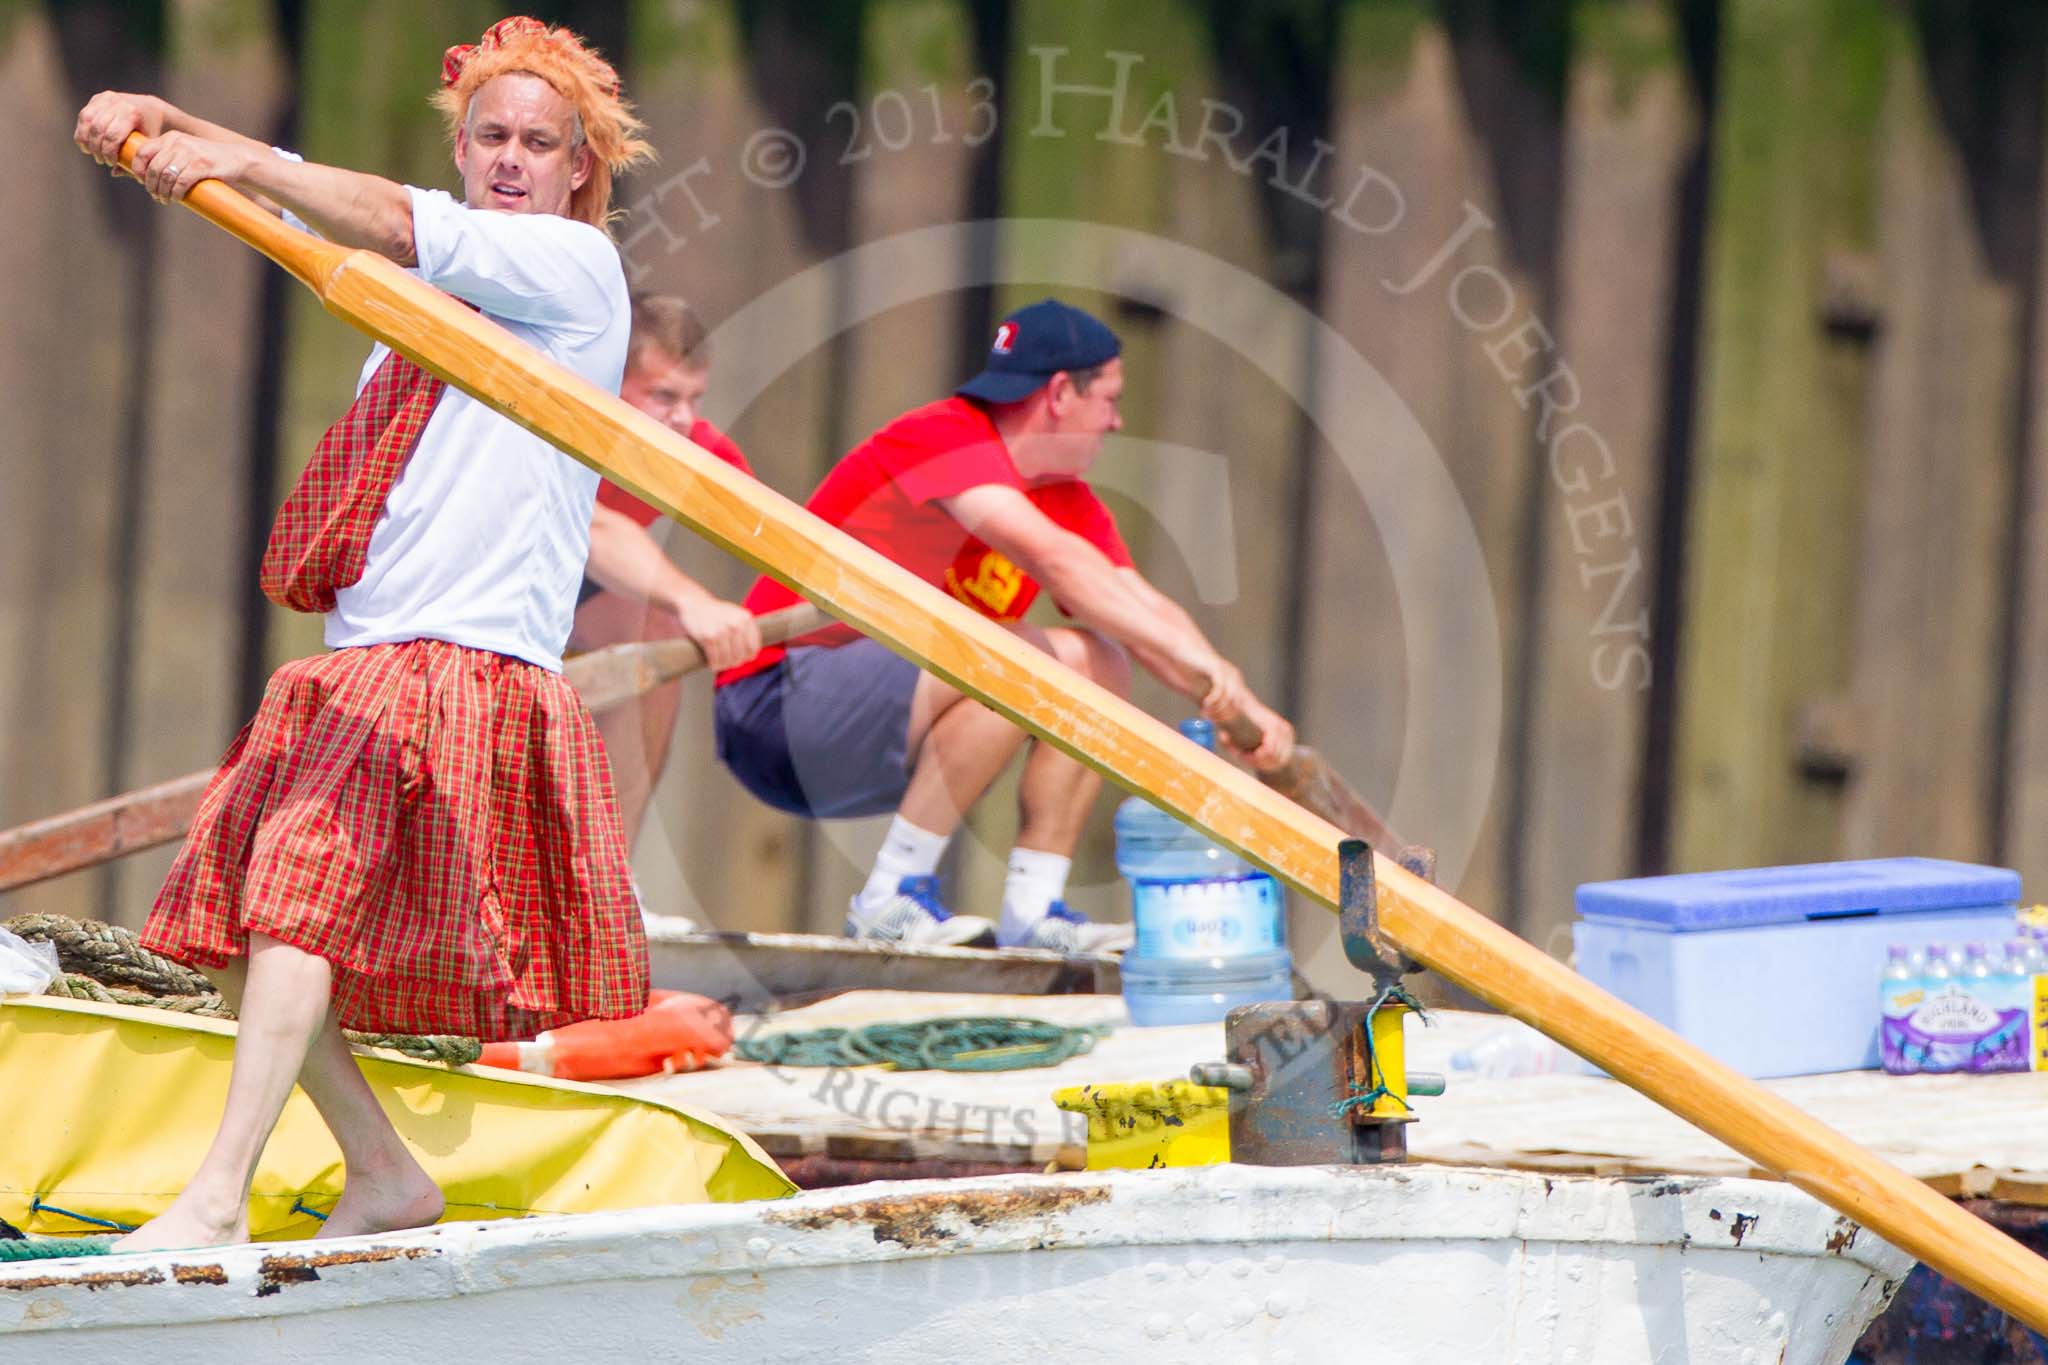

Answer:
[768,1183,1112,1250]
[256,1244,436,1297]
[0,1267,164,1293]
[3,1241,439,1299]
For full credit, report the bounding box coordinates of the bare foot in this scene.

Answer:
[316,1163,445,1239]
[111,1191,247,1254]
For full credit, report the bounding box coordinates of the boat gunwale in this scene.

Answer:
[0,1164,1914,1336]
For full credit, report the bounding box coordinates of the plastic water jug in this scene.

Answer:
[1114,718,1293,1026]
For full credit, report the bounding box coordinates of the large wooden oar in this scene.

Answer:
[102,137,2048,1329]
[0,604,822,893]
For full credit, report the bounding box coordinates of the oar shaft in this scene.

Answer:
[569,602,823,713]
[0,772,210,894]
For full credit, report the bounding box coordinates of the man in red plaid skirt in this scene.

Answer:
[73,16,653,1251]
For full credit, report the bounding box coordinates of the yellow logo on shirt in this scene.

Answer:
[946,548,1027,619]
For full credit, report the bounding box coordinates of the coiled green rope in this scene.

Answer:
[0,1237,117,1261]
[736,1016,1105,1072]
[0,1214,114,1261]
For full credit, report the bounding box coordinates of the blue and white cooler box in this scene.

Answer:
[1571,857,2022,1078]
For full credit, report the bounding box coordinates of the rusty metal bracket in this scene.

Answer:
[1338,837,1420,984]
[1220,1000,1413,1166]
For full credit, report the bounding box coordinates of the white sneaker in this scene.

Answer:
[845,876,996,947]
[1005,902,1134,954]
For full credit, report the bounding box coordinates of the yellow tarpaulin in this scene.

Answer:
[0,995,793,1239]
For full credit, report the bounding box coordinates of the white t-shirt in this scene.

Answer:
[319,186,629,671]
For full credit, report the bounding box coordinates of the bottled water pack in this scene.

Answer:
[1879,935,2043,1074]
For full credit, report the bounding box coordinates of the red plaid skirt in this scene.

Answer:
[145,640,648,1040]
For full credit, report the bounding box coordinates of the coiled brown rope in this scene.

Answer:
[43,973,234,1017]
[5,914,481,1065]
[6,911,213,996]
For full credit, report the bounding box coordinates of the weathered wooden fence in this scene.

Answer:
[4,0,2044,996]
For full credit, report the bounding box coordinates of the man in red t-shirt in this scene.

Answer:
[714,299,1293,952]
[576,294,760,846]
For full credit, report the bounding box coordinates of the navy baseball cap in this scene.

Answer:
[956,299,1122,404]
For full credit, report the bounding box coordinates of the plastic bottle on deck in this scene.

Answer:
[1913,943,1963,1074]
[1449,1019,1569,1079]
[1881,943,1915,991]
[1878,944,1919,1075]
[1114,718,1293,1027]
[2000,940,2033,1007]
[2017,940,2048,1075]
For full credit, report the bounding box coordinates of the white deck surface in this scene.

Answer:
[621,991,2048,1196]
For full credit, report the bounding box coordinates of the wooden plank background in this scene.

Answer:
[6,1,2048,995]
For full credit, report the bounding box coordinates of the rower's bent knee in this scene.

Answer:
[1054,629,1131,697]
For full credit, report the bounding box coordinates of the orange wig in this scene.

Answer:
[434,16,653,232]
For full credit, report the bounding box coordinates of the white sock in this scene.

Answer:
[1000,848,1072,942]
[856,816,951,911]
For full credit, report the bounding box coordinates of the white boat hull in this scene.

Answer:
[0,1164,1909,1363]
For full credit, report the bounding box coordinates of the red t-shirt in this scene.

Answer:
[596,418,754,526]
[716,396,1132,685]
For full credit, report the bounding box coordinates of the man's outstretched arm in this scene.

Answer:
[1111,567,1295,767]
[585,504,763,671]
[76,91,416,264]
[943,484,1295,765]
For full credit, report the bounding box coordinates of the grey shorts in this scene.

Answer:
[713,639,920,819]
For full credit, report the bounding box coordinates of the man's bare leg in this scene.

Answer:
[993,629,1132,946]
[200,956,443,1239]
[1013,741,1102,855]
[898,678,1032,837]
[895,626,1125,850]
[297,1023,445,1237]
[573,589,686,845]
[846,632,1046,939]
[1015,627,1129,855]
[111,933,333,1252]
[853,626,1121,941]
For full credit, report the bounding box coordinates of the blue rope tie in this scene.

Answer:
[1329,980,1429,1119]
[19,1194,330,1235]
[29,1195,136,1233]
